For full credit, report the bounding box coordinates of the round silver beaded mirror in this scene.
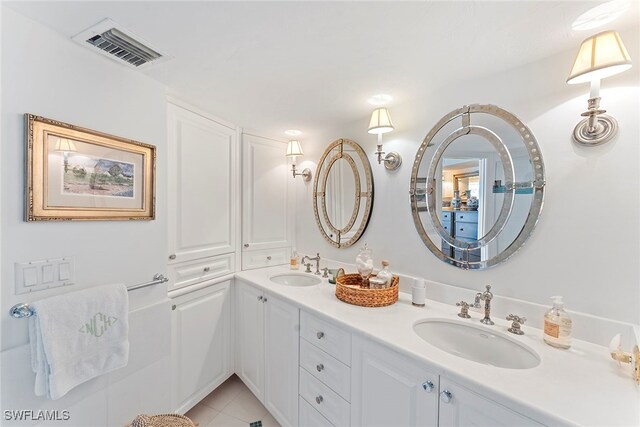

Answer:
[410,104,545,270]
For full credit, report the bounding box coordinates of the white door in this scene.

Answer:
[438,377,543,427]
[171,281,232,413]
[351,336,439,427]
[168,103,237,263]
[242,133,291,252]
[235,280,265,401]
[264,295,299,427]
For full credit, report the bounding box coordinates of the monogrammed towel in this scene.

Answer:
[28,284,129,400]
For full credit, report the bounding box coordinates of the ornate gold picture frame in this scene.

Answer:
[26,114,156,221]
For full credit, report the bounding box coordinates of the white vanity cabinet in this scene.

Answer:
[299,311,352,427]
[438,377,543,427]
[351,335,438,427]
[351,335,543,427]
[235,280,299,427]
[171,280,232,413]
[167,102,238,290]
[241,133,292,269]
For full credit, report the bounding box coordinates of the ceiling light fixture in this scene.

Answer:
[368,107,401,170]
[284,129,302,136]
[367,94,393,106]
[567,30,632,146]
[572,1,631,31]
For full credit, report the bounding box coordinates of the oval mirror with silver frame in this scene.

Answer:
[313,138,374,248]
[410,104,545,270]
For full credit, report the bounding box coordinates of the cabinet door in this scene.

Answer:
[264,295,299,427]
[168,103,237,263]
[235,280,265,401]
[171,281,232,413]
[351,336,438,427]
[242,133,291,252]
[438,377,543,427]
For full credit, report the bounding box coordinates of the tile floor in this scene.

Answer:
[185,375,281,427]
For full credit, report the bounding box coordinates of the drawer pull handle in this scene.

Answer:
[440,390,453,403]
[266,256,272,261]
[316,363,324,372]
[169,254,176,260]
[203,267,210,272]
[422,380,435,392]
[244,244,249,248]
[315,395,323,404]
[263,297,267,303]
[258,296,263,301]
[171,304,176,311]
[317,331,325,339]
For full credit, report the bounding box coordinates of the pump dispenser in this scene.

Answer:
[543,296,572,349]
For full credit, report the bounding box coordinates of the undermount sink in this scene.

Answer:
[270,274,321,287]
[413,319,540,369]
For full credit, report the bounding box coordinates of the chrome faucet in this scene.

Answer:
[302,253,321,275]
[475,285,494,325]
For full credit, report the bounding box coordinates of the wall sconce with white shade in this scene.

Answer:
[53,137,77,173]
[369,107,401,170]
[567,30,632,146]
[286,140,312,181]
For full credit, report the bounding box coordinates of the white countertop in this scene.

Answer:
[236,265,640,427]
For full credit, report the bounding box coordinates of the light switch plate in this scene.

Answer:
[15,257,75,295]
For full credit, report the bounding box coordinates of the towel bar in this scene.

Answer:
[9,273,169,319]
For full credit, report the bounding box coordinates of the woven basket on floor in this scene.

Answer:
[335,273,399,307]
[129,414,197,427]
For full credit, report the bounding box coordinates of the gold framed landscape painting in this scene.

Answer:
[26,114,156,221]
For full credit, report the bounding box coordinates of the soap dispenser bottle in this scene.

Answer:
[543,296,572,349]
[290,248,299,270]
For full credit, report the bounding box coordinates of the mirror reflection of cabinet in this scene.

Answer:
[313,138,373,248]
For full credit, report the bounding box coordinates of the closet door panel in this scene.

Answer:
[242,134,290,252]
[168,104,237,264]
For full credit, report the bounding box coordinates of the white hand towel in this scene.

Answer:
[28,284,129,400]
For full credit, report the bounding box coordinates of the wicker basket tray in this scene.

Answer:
[335,273,399,307]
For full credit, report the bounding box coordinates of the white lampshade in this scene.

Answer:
[53,138,77,152]
[367,107,395,134]
[286,140,304,157]
[567,30,632,84]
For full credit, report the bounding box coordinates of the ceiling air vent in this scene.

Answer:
[72,19,169,69]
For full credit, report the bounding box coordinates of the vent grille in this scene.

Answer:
[86,28,162,67]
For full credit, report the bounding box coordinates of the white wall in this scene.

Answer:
[1,8,171,426]
[295,27,640,326]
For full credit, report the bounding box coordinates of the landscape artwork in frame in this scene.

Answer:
[26,114,156,221]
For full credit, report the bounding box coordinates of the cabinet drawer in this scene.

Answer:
[455,223,478,239]
[442,223,452,234]
[301,311,351,365]
[454,249,481,262]
[300,339,350,400]
[455,211,478,223]
[299,369,349,427]
[441,211,452,221]
[299,397,334,427]
[242,247,290,270]
[168,253,234,291]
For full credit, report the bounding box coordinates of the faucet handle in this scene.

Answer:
[322,267,329,278]
[456,301,471,319]
[305,263,312,273]
[506,314,526,335]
